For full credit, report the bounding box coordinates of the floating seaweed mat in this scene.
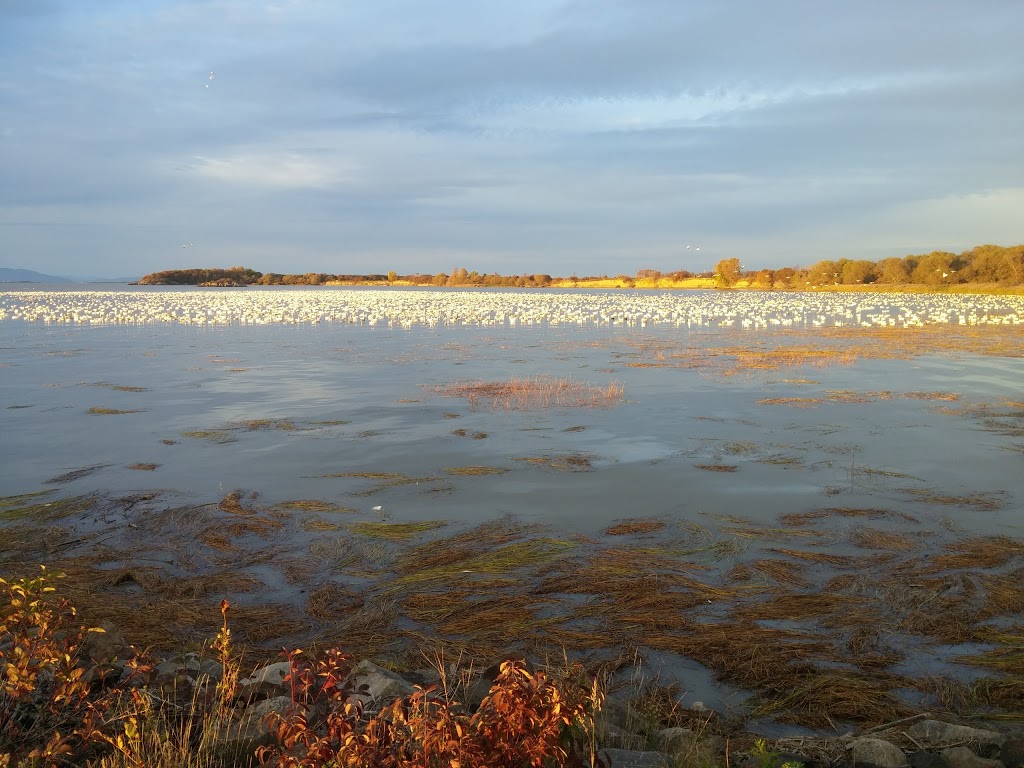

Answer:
[388,538,577,592]
[780,507,918,526]
[402,592,559,642]
[898,488,1005,512]
[913,535,1024,574]
[218,490,256,515]
[223,516,285,538]
[273,499,357,513]
[732,592,867,623]
[0,493,98,524]
[306,581,364,620]
[429,376,624,411]
[348,520,448,541]
[309,536,391,573]
[395,519,541,575]
[750,559,812,588]
[644,622,838,691]
[231,603,309,644]
[977,571,1024,619]
[847,527,919,552]
[533,623,629,652]
[958,629,1024,676]
[604,519,667,536]
[768,548,894,569]
[749,669,915,729]
[719,525,830,542]
[578,590,706,634]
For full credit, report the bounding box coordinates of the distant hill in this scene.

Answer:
[0,268,73,283]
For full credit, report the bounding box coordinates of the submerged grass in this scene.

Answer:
[430,376,624,410]
[349,520,448,541]
[444,466,509,476]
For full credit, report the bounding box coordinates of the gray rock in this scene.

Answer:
[598,695,630,731]
[598,747,671,768]
[238,661,293,701]
[601,724,647,751]
[656,727,725,758]
[851,737,909,768]
[940,747,1004,768]
[79,621,128,665]
[907,722,1005,749]
[909,750,952,768]
[216,696,295,762]
[1000,739,1024,768]
[348,659,415,705]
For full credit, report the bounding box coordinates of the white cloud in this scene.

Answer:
[189,149,347,189]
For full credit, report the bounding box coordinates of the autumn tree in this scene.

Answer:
[714,258,741,288]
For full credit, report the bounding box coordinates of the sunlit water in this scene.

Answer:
[2,286,1023,727]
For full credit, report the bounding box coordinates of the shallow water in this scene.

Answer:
[2,286,1023,730]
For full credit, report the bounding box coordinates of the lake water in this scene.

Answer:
[2,286,1023,731]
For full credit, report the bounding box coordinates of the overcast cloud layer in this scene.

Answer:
[2,0,1023,278]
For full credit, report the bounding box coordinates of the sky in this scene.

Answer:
[2,1,1023,279]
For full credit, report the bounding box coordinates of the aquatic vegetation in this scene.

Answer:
[513,453,596,471]
[349,520,448,541]
[695,463,738,472]
[88,406,143,415]
[44,465,108,483]
[0,493,96,523]
[127,462,159,471]
[604,519,666,536]
[181,429,237,443]
[898,487,1005,511]
[430,376,623,410]
[444,466,509,476]
[273,499,357,513]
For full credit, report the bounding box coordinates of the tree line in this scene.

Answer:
[713,244,1024,288]
[137,243,1023,289]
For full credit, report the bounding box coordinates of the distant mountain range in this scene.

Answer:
[0,268,139,283]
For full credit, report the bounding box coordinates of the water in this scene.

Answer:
[2,286,1022,728]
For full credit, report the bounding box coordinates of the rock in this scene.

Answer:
[909,750,952,768]
[598,747,671,768]
[940,747,1004,768]
[216,696,295,762]
[906,722,1005,749]
[598,695,630,732]
[1001,739,1024,768]
[851,737,909,768]
[238,661,293,702]
[601,724,647,751]
[348,660,415,705]
[79,621,129,665]
[656,727,725,759]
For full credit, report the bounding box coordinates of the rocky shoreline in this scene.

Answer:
[82,622,1024,768]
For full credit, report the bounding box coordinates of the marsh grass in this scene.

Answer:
[319,471,440,495]
[750,559,812,588]
[695,463,738,472]
[127,463,160,471]
[848,527,919,551]
[306,581,364,619]
[44,465,109,483]
[444,466,509,476]
[604,519,667,536]
[780,507,918,527]
[390,538,577,591]
[430,375,624,410]
[898,487,1005,511]
[0,493,97,523]
[272,499,356,513]
[181,429,237,444]
[88,407,144,415]
[513,453,596,471]
[349,520,448,541]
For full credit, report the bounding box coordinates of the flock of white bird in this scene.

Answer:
[0,289,1022,329]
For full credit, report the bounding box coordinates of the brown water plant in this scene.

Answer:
[430,375,624,410]
[604,519,666,536]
